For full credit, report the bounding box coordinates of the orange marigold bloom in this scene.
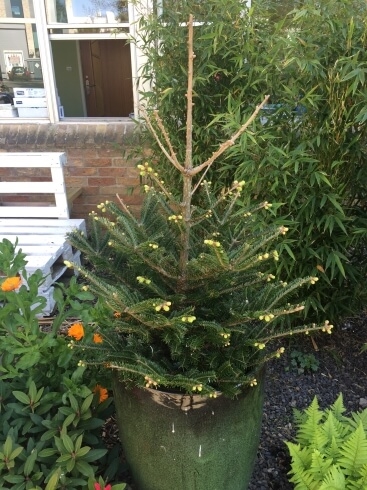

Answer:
[93,384,108,403]
[93,333,103,343]
[67,323,84,341]
[1,276,21,292]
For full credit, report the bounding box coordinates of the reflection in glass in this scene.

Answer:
[0,23,43,88]
[45,0,129,24]
[0,0,34,18]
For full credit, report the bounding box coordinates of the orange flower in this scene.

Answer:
[1,276,21,292]
[67,323,84,341]
[93,333,103,343]
[93,384,108,403]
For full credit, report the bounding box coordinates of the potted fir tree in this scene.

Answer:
[66,16,332,490]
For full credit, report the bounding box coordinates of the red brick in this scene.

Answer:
[99,167,125,177]
[67,167,99,177]
[87,177,116,187]
[115,177,140,186]
[67,149,98,159]
[87,158,112,167]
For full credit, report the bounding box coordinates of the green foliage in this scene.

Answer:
[287,394,367,489]
[0,239,125,489]
[67,12,332,396]
[287,350,320,374]
[134,0,367,323]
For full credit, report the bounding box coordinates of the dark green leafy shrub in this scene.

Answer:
[134,0,367,323]
[0,238,125,489]
[286,394,367,489]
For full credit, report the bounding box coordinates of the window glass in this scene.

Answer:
[51,38,133,118]
[45,0,128,24]
[0,0,34,19]
[0,20,45,119]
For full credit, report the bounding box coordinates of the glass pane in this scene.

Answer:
[0,0,35,19]
[51,38,134,117]
[0,22,46,118]
[45,0,129,24]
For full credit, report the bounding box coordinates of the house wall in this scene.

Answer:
[0,122,143,219]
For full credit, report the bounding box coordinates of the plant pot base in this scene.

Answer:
[113,370,265,490]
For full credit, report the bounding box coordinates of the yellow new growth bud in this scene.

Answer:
[192,384,203,392]
[322,320,333,334]
[254,342,266,350]
[155,301,172,312]
[250,378,257,387]
[144,185,151,193]
[263,253,270,259]
[64,260,73,268]
[276,347,285,358]
[168,214,183,223]
[310,277,319,285]
[149,243,159,249]
[81,285,89,291]
[77,360,86,367]
[108,241,112,246]
[263,201,272,210]
[182,316,196,323]
[280,226,289,235]
[267,274,276,282]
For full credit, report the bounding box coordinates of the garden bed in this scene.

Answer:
[249,313,367,489]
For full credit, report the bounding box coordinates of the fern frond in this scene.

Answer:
[348,463,367,489]
[286,442,313,473]
[318,465,345,490]
[322,412,349,448]
[350,408,367,432]
[328,393,346,420]
[339,422,367,478]
[324,435,343,462]
[309,449,333,483]
[295,397,324,447]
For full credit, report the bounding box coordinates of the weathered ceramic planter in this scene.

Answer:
[113,370,265,490]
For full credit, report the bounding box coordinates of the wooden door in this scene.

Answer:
[79,40,134,117]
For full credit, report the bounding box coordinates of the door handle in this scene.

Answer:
[85,75,90,95]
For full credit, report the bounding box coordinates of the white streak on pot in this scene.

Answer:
[172,422,175,433]
[198,445,202,458]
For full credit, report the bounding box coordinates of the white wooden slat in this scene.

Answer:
[0,206,69,219]
[0,153,66,168]
[14,244,69,256]
[0,218,86,233]
[0,235,67,246]
[0,182,66,194]
[24,253,60,270]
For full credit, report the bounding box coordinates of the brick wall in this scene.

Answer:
[0,122,143,219]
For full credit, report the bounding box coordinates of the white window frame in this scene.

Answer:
[1,1,149,123]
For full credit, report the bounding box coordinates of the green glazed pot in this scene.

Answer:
[112,369,265,490]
